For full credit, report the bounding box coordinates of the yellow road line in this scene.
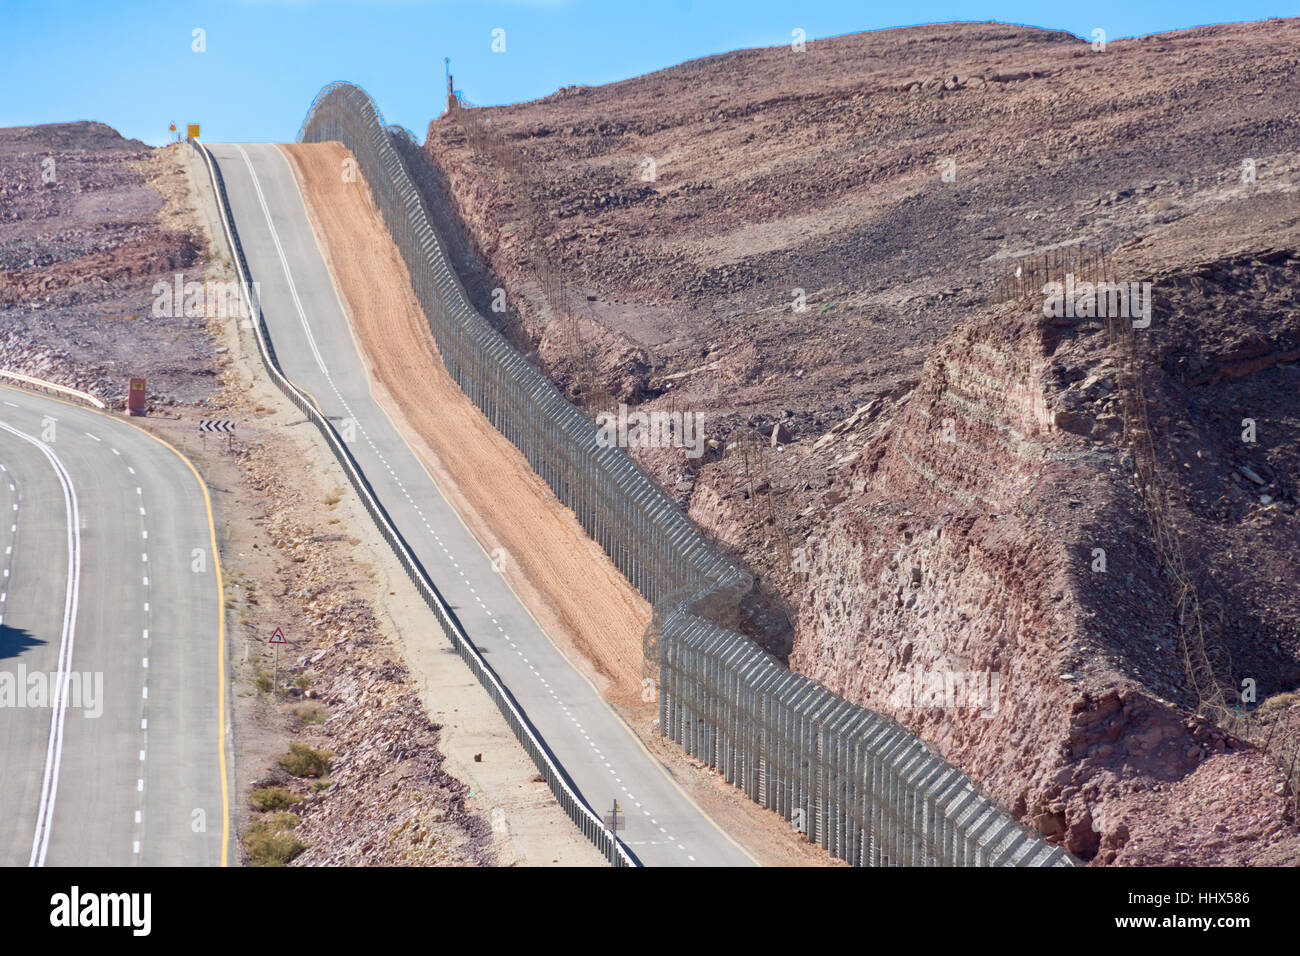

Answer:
[149,426,230,868]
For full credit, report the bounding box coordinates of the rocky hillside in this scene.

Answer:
[0,122,214,405]
[419,18,1300,863]
[426,18,1300,418]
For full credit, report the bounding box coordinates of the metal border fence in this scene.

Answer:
[191,138,638,867]
[293,82,1074,867]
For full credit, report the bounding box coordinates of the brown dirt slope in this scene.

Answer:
[418,19,1300,863]
[280,142,651,706]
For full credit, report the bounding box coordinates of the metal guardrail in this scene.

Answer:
[190,138,638,867]
[0,369,107,409]
[293,83,1075,866]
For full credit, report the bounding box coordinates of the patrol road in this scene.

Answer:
[0,386,228,866]
[208,141,754,866]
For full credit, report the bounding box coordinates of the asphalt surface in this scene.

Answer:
[0,387,227,866]
[209,141,755,866]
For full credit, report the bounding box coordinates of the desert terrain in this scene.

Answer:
[0,122,599,866]
[5,16,1300,866]
[419,19,1300,863]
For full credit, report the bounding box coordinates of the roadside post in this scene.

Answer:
[604,799,625,854]
[127,378,146,416]
[269,626,287,692]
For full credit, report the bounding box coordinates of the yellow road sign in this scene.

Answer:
[187,124,200,140]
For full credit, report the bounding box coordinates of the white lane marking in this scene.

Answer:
[2,401,17,408]
[1,420,82,869]
[127,466,135,475]
[83,432,100,442]
[136,484,150,860]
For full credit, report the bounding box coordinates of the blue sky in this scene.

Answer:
[1,0,1294,145]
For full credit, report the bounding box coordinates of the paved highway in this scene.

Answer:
[208,141,754,866]
[0,387,228,866]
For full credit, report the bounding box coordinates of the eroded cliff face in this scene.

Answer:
[791,248,1300,863]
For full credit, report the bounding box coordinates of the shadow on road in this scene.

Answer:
[0,625,46,660]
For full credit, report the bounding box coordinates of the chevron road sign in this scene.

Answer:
[199,420,235,433]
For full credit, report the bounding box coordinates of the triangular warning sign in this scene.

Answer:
[269,627,287,645]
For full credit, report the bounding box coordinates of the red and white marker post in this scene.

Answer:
[269,626,287,692]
